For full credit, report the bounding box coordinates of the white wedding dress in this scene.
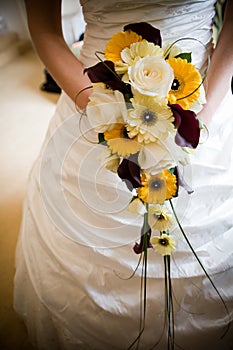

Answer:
[14,1,233,349]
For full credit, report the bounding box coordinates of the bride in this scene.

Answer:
[14,1,233,349]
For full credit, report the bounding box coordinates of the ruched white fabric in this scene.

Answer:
[14,1,233,349]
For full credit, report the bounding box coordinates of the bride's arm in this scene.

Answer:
[199,0,233,125]
[24,0,91,109]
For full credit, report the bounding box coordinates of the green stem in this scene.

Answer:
[128,205,149,350]
[167,255,175,350]
[164,255,175,350]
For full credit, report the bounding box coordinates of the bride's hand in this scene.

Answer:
[75,86,93,111]
[197,100,215,128]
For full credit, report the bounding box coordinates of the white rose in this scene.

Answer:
[86,85,127,133]
[128,56,174,97]
[138,135,189,173]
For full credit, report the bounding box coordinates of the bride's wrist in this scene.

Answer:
[198,103,215,127]
[74,86,93,111]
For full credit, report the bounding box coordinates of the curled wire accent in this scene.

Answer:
[75,86,99,145]
[74,85,93,114]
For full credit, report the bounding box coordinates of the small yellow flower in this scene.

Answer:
[167,57,202,110]
[104,30,144,62]
[137,170,177,204]
[148,204,174,231]
[151,233,176,256]
[104,123,141,157]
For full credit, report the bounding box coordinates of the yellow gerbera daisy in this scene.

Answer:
[104,123,141,157]
[148,204,174,231]
[126,95,174,144]
[104,30,144,62]
[167,57,202,110]
[137,170,177,204]
[150,233,176,256]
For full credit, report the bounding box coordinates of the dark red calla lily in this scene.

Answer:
[117,155,142,191]
[170,104,200,149]
[133,227,152,254]
[174,166,193,195]
[84,60,128,94]
[124,22,162,47]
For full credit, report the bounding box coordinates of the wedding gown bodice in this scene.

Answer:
[79,0,216,69]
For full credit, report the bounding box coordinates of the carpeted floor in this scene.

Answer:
[0,48,59,350]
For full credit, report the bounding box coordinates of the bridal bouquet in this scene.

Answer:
[84,22,203,257]
[81,22,228,349]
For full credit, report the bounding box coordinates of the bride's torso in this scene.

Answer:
[79,0,216,70]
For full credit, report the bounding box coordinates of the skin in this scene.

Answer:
[24,0,92,109]
[24,0,233,120]
[198,0,233,125]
